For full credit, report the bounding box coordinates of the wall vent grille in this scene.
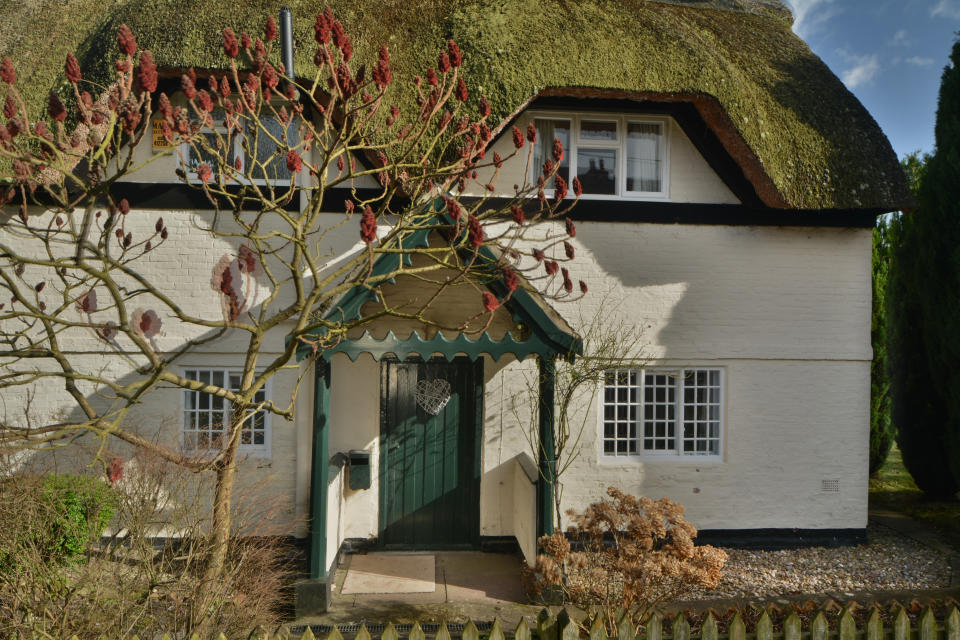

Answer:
[821,479,840,493]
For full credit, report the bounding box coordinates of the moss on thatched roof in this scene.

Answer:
[0,0,910,210]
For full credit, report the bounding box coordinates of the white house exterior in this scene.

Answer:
[0,0,912,616]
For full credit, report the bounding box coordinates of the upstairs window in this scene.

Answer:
[181,109,298,185]
[529,113,669,199]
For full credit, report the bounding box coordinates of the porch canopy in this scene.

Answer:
[294,220,582,593]
[294,224,582,364]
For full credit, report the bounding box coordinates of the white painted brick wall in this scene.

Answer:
[3,208,871,537]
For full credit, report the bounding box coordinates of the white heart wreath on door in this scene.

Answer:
[414,378,452,415]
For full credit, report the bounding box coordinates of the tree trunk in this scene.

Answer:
[201,413,242,593]
[206,456,236,580]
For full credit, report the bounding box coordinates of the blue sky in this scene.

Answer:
[786,0,958,159]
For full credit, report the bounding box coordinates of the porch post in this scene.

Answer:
[309,356,331,578]
[296,356,331,616]
[537,355,556,538]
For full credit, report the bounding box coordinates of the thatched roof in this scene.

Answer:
[0,0,911,211]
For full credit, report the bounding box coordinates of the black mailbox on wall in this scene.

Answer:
[348,449,371,490]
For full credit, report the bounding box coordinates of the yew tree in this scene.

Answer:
[0,9,584,583]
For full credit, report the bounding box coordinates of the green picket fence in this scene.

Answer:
[33,605,960,639]
[288,605,960,640]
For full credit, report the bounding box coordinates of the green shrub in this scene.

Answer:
[39,474,117,563]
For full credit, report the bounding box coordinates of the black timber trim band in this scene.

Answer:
[111,182,302,212]
[568,528,866,552]
[695,528,867,549]
[109,184,411,213]
[107,182,882,228]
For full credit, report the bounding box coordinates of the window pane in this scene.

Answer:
[532,119,570,190]
[186,132,225,174]
[601,368,640,456]
[580,120,617,141]
[626,123,662,193]
[576,148,617,195]
[249,116,297,183]
[642,372,677,452]
[680,369,721,456]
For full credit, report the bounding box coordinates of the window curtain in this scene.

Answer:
[627,123,661,192]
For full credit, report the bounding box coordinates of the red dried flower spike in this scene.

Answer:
[565,217,576,237]
[374,45,392,89]
[512,126,525,149]
[117,24,137,56]
[265,15,278,42]
[315,11,332,44]
[360,205,377,243]
[136,50,158,93]
[479,96,491,118]
[503,267,518,292]
[511,205,525,226]
[196,89,213,112]
[526,123,537,143]
[223,27,240,58]
[467,214,484,248]
[0,57,16,84]
[448,40,462,67]
[554,175,568,200]
[561,268,573,292]
[564,241,575,260]
[65,52,82,83]
[438,51,451,73]
[580,280,588,294]
[197,163,212,183]
[572,177,583,197]
[286,149,302,174]
[552,137,564,163]
[3,94,16,119]
[181,73,196,100]
[545,260,559,275]
[482,291,499,312]
[48,92,67,122]
[455,77,468,102]
[444,197,462,221]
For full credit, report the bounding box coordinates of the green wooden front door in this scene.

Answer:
[379,358,482,548]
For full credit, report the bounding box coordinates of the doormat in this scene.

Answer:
[341,553,436,594]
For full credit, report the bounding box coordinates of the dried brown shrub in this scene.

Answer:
[0,448,295,639]
[531,487,727,635]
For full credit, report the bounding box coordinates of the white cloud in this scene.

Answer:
[906,56,936,66]
[786,0,841,39]
[888,29,910,47]
[932,0,960,18]
[836,50,881,89]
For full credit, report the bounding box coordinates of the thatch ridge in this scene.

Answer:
[0,0,910,211]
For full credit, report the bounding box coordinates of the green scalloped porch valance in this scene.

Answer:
[320,329,565,362]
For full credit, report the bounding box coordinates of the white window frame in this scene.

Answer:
[599,367,724,460]
[177,108,299,187]
[179,367,272,458]
[527,111,671,201]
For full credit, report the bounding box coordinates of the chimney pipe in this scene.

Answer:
[280,6,295,82]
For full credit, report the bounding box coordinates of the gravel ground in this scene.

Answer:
[684,522,952,599]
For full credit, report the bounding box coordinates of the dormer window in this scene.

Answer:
[180,108,298,185]
[529,113,669,199]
